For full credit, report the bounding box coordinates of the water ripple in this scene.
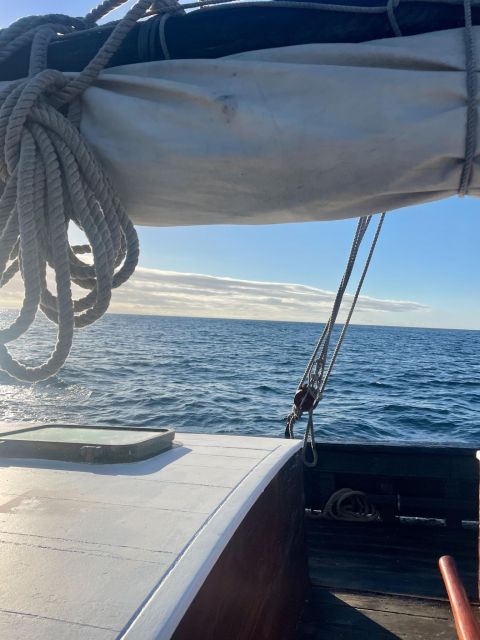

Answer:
[0,313,479,443]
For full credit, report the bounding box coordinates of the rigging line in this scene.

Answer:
[319,212,386,394]
[296,216,371,393]
[286,213,386,465]
[285,218,369,438]
[311,215,371,385]
[285,216,371,438]
[302,213,385,466]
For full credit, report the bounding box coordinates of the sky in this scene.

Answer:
[1,3,479,330]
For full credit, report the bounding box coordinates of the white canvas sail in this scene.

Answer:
[79,27,478,227]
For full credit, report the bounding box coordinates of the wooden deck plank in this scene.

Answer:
[309,590,453,619]
[300,517,478,638]
[306,519,477,599]
[300,588,457,640]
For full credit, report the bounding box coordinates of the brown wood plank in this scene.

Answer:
[309,441,478,458]
[307,524,477,560]
[306,521,477,561]
[306,520,477,600]
[300,588,458,639]
[314,590,453,618]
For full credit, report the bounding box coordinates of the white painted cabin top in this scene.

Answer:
[0,425,301,640]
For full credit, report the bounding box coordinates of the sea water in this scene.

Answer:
[0,313,479,443]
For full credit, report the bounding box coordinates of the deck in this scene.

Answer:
[299,518,478,639]
[0,427,302,640]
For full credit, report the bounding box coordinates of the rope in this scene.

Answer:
[318,214,386,393]
[459,0,478,196]
[155,0,186,59]
[308,488,380,522]
[86,0,137,24]
[286,214,385,466]
[295,219,373,466]
[0,0,189,382]
[386,0,403,36]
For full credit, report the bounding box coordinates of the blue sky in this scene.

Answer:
[130,199,480,329]
[1,3,479,329]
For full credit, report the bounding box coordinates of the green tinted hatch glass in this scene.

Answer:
[2,427,157,445]
[0,425,175,463]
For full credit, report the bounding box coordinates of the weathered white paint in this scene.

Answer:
[0,425,301,639]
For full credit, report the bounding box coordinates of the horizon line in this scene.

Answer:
[100,310,480,332]
[1,307,479,332]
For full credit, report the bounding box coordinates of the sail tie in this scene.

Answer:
[459,0,478,196]
[386,0,402,37]
[154,0,187,60]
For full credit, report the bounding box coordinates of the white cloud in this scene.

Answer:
[0,267,429,325]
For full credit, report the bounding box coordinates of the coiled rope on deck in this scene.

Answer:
[308,488,380,522]
[0,0,180,382]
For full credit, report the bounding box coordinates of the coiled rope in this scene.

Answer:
[0,0,181,382]
[308,488,380,522]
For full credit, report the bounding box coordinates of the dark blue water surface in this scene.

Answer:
[1,313,479,443]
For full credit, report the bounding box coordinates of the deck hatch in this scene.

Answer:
[0,425,175,463]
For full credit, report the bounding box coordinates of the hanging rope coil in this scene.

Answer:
[0,0,180,382]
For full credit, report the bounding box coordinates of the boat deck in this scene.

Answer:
[0,427,301,640]
[300,518,478,639]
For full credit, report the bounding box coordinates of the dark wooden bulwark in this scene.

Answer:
[304,441,479,527]
[300,441,480,640]
[172,452,308,640]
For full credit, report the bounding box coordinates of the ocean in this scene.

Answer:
[0,313,479,444]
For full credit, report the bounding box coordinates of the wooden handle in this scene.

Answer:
[439,556,480,640]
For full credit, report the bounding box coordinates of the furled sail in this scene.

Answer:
[79,27,479,227]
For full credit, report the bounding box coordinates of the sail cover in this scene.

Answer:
[78,27,478,226]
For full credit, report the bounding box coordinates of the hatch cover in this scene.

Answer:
[0,425,175,463]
